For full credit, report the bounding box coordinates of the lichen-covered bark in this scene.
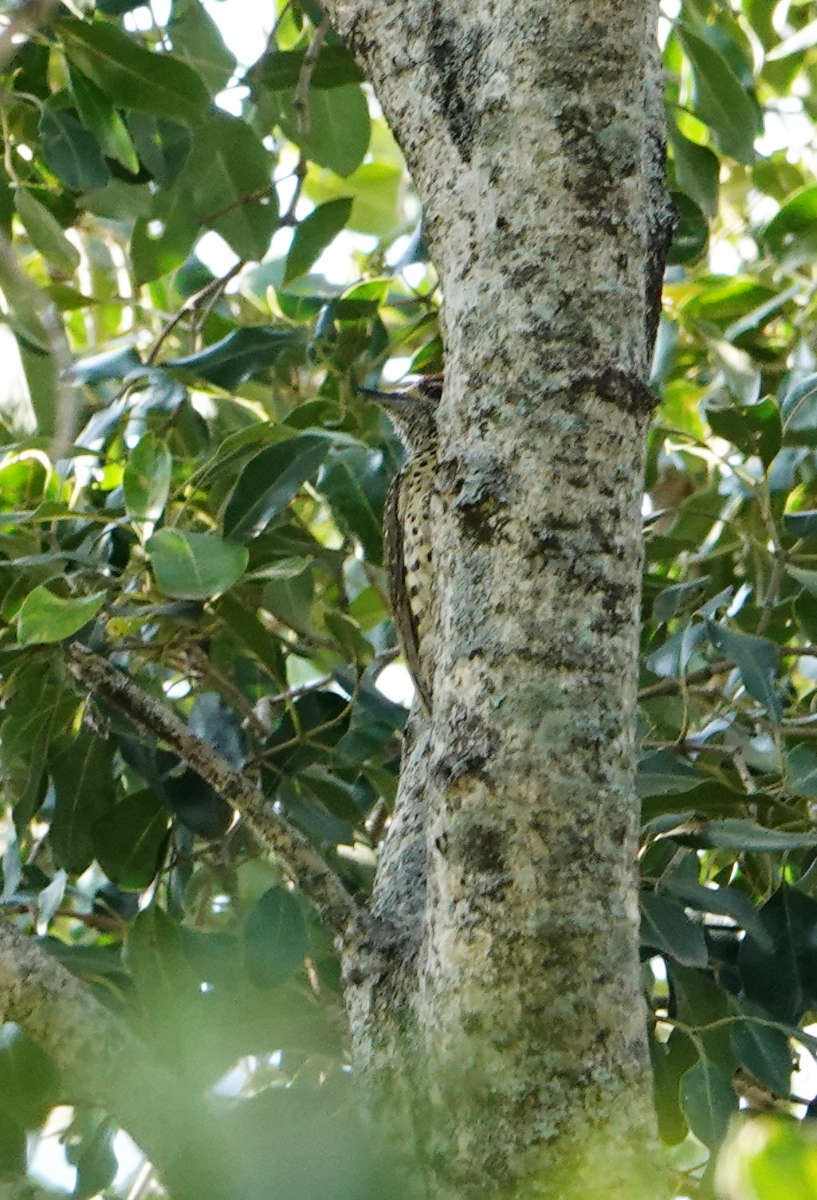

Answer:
[328,2,673,1196]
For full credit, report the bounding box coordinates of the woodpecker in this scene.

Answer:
[361,374,443,711]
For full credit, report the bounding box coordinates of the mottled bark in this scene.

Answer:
[1,3,673,1197]
[326,2,673,1196]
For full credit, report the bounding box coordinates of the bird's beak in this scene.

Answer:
[358,386,411,408]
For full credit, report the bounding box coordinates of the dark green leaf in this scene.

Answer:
[127,114,192,187]
[169,327,304,389]
[49,731,116,874]
[730,1011,792,1099]
[676,819,817,852]
[670,125,719,217]
[93,789,168,890]
[680,1059,737,1148]
[67,63,139,172]
[284,198,353,284]
[786,747,817,799]
[244,885,309,988]
[223,435,330,540]
[183,113,277,260]
[146,530,248,599]
[706,396,781,469]
[155,751,233,839]
[781,372,817,447]
[677,26,759,163]
[640,892,708,967]
[739,885,817,1022]
[705,621,781,722]
[74,1119,117,1200]
[652,577,711,624]
[783,511,817,540]
[637,750,701,798]
[254,45,363,90]
[667,191,708,264]
[59,16,210,126]
[39,106,110,191]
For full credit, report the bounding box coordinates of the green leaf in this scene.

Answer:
[730,1012,792,1099]
[762,185,817,269]
[39,106,110,191]
[0,1112,26,1181]
[739,885,817,1022]
[680,1059,737,1147]
[640,892,708,967]
[666,191,708,264]
[662,857,760,932]
[676,819,817,852]
[49,732,116,874]
[669,125,719,217]
[14,189,80,275]
[783,511,817,540]
[168,0,236,94]
[320,445,388,563]
[59,16,210,126]
[223,435,330,540]
[243,885,309,988]
[254,45,363,90]
[284,197,353,284]
[93,789,168,890]
[68,63,139,173]
[146,530,248,599]
[276,84,370,177]
[0,1025,58,1129]
[652,577,711,624]
[781,372,817,447]
[127,113,192,187]
[637,750,702,797]
[786,747,817,799]
[17,586,106,644]
[182,113,277,261]
[705,621,781,722]
[706,395,781,469]
[131,187,199,284]
[123,433,172,520]
[169,327,304,389]
[677,26,759,163]
[74,1119,117,1200]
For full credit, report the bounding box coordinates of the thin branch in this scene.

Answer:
[638,644,817,701]
[293,12,331,138]
[145,261,243,365]
[66,643,370,945]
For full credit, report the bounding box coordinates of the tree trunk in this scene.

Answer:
[332,2,674,1196]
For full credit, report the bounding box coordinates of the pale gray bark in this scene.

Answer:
[327,2,673,1196]
[2,3,673,1197]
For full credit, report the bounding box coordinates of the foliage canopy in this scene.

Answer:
[2,0,817,1195]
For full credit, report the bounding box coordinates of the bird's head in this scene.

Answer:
[359,373,443,455]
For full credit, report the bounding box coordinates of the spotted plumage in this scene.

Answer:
[362,376,442,711]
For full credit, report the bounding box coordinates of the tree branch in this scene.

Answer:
[66,644,374,949]
[0,921,225,1200]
